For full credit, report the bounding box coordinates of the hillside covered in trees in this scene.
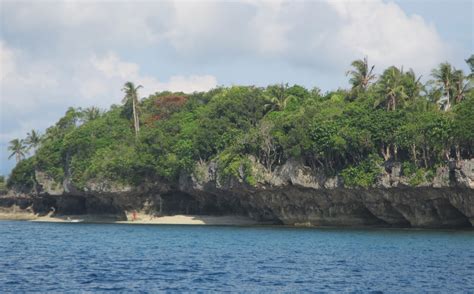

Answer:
[7,57,474,191]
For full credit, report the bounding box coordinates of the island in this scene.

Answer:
[2,58,473,228]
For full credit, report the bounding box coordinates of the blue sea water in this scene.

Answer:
[0,221,473,293]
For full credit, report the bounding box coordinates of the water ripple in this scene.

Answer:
[0,221,473,292]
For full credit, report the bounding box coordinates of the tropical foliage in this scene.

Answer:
[122,82,142,139]
[346,57,376,95]
[25,130,42,152]
[8,139,27,163]
[0,175,6,194]
[7,59,474,189]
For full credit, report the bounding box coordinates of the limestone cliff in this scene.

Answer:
[178,158,474,228]
[1,159,473,228]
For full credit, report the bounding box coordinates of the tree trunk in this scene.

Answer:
[132,98,139,138]
[381,145,390,161]
[411,144,417,162]
[455,144,461,161]
[445,82,451,111]
[444,148,450,161]
[422,147,428,168]
[135,98,140,133]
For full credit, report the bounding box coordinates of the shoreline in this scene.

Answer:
[0,212,260,226]
[1,213,473,231]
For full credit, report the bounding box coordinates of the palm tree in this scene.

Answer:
[466,55,474,80]
[402,69,425,107]
[405,69,423,95]
[452,69,468,104]
[264,84,296,112]
[122,82,142,138]
[346,57,376,92]
[82,106,102,122]
[375,66,407,111]
[25,130,41,153]
[8,139,27,163]
[374,66,408,161]
[431,62,454,111]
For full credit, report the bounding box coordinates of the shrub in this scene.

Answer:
[7,157,36,192]
[341,154,383,188]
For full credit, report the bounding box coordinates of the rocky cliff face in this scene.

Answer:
[178,158,474,228]
[2,159,473,228]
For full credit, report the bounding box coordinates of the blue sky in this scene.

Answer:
[0,0,472,175]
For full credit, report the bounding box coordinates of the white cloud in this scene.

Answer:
[0,41,60,114]
[1,1,451,73]
[1,45,218,133]
[0,41,15,80]
[84,52,217,99]
[91,53,140,80]
[327,0,446,72]
[160,75,218,93]
[160,0,449,73]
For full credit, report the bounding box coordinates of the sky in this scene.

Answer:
[0,0,472,175]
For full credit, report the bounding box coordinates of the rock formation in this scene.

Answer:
[2,159,473,228]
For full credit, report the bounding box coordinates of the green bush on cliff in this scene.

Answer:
[402,162,436,186]
[341,154,383,188]
[7,157,36,191]
[0,175,6,193]
[217,150,257,186]
[408,169,427,186]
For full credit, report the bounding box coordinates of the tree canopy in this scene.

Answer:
[7,59,474,189]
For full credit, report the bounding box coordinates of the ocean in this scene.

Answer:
[0,221,473,292]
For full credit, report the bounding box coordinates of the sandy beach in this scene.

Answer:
[117,212,258,225]
[0,210,259,226]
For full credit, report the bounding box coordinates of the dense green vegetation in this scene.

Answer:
[7,57,474,189]
[0,175,6,194]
